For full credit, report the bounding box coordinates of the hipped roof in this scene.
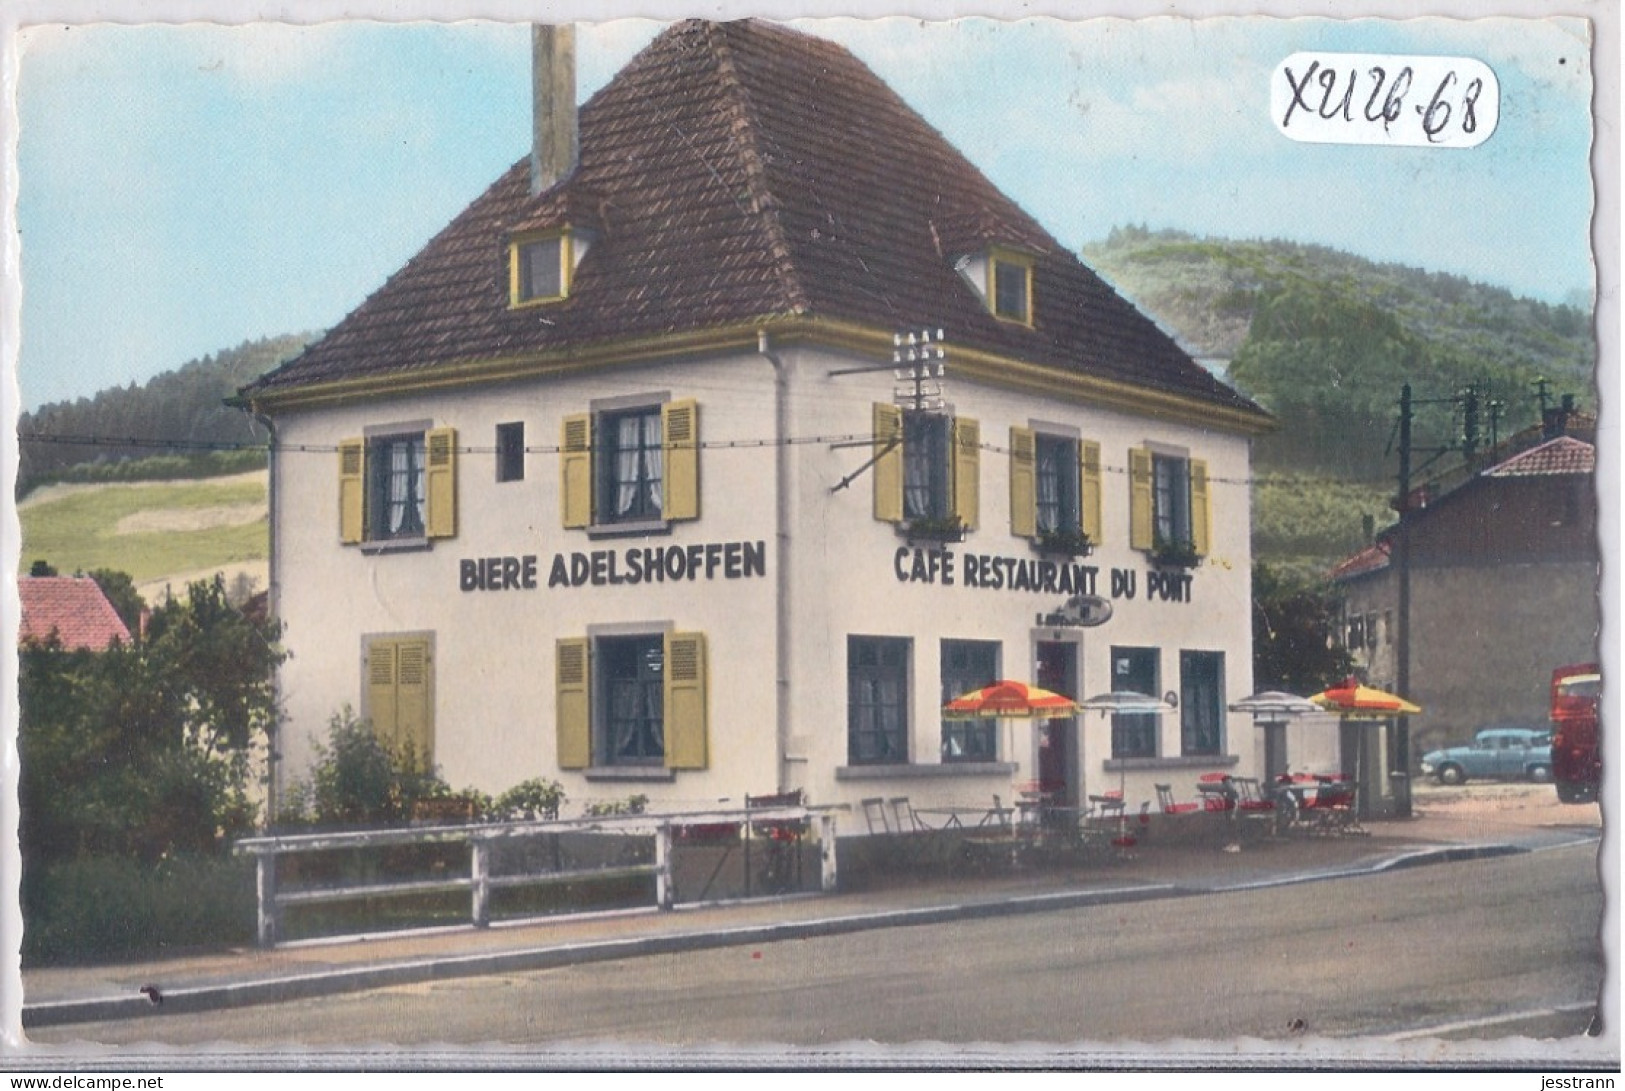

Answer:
[242,19,1266,426]
[20,577,131,651]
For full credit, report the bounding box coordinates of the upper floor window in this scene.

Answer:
[904,412,951,521]
[601,407,664,523]
[872,404,979,536]
[367,433,426,541]
[1035,434,1080,535]
[1128,446,1210,562]
[1153,454,1192,546]
[561,398,700,531]
[1010,427,1100,550]
[496,422,525,483]
[338,425,457,546]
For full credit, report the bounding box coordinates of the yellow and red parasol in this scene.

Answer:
[1308,677,1422,720]
[942,680,1081,719]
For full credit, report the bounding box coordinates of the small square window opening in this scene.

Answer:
[496,422,525,483]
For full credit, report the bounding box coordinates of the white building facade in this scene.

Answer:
[243,20,1275,823]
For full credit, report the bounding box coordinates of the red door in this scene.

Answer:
[1036,642,1077,807]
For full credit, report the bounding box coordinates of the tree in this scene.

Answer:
[18,574,286,867]
[86,568,144,636]
[1252,562,1354,695]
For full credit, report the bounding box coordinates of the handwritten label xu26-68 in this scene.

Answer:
[1272,53,1499,148]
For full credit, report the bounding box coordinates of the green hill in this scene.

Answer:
[1082,227,1594,483]
[17,333,310,497]
[19,472,269,604]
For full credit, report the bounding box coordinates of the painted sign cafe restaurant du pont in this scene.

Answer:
[235,20,1275,825]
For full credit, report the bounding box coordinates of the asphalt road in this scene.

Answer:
[31,841,1604,1056]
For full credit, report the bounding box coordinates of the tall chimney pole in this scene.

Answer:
[531,24,577,196]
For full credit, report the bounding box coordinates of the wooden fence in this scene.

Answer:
[234,805,839,948]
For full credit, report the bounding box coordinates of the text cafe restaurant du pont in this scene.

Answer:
[237,20,1276,824]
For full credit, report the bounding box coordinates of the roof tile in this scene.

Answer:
[19,577,131,651]
[244,20,1263,420]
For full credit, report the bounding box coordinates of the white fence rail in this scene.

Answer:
[234,806,840,948]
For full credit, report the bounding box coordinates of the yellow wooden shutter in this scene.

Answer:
[561,414,593,529]
[1009,426,1036,538]
[339,438,365,544]
[395,638,433,769]
[1129,446,1154,551]
[952,416,980,531]
[664,631,708,770]
[556,637,591,769]
[366,639,400,752]
[1189,458,1211,557]
[1080,440,1103,545]
[662,399,700,522]
[873,403,904,523]
[424,427,457,539]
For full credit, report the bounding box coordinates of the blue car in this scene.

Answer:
[1421,727,1553,786]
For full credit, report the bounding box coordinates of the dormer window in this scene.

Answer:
[508,225,594,307]
[955,244,1035,326]
[991,250,1033,323]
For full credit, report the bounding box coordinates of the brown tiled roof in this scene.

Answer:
[242,20,1265,421]
[1484,435,1594,478]
[19,577,131,651]
[1328,540,1391,582]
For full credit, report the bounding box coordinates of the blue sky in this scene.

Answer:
[9,7,1600,410]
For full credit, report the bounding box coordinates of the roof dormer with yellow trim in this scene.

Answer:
[955,244,1035,326]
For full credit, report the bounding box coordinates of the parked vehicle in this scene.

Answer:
[1421,726,1552,786]
[1550,663,1601,804]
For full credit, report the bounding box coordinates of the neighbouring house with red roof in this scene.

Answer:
[235,21,1278,825]
[19,576,132,652]
[1331,426,1599,760]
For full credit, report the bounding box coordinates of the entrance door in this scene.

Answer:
[1036,641,1078,807]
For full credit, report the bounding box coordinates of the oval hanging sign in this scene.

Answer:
[1037,594,1113,629]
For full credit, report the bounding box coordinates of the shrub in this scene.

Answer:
[308,707,401,826]
[585,793,649,817]
[492,778,566,822]
[22,854,255,966]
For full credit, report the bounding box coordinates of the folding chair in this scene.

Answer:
[888,797,922,833]
[861,797,893,835]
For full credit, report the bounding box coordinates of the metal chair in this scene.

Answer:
[861,797,893,835]
[1156,783,1201,815]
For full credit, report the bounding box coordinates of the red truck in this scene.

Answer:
[1550,663,1601,804]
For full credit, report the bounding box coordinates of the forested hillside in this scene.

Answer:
[1082,227,1594,484]
[17,333,310,496]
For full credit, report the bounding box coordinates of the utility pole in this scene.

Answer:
[1394,383,1413,818]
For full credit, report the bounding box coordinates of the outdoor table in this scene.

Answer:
[1270,776,1365,836]
[911,804,1016,867]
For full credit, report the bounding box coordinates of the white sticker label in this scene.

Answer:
[1272,52,1500,148]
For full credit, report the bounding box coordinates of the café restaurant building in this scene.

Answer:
[238,20,1276,822]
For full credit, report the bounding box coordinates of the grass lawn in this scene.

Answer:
[19,473,268,585]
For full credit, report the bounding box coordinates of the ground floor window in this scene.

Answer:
[849,636,909,764]
[556,631,708,772]
[599,634,665,765]
[1111,646,1159,759]
[363,632,434,767]
[941,639,999,761]
[1180,650,1224,756]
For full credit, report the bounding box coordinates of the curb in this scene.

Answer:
[21,842,1533,1029]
